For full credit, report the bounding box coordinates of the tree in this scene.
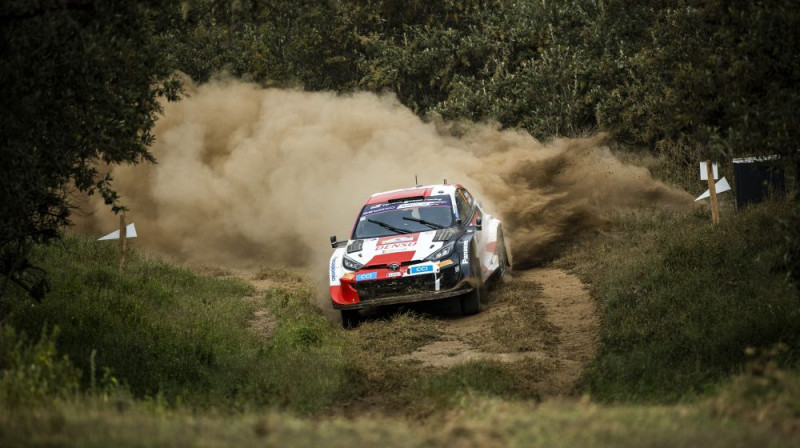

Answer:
[156,0,362,90]
[0,1,181,301]
[596,1,800,165]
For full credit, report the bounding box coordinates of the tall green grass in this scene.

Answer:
[1,235,358,412]
[256,286,364,414]
[558,200,800,402]
[0,325,81,407]
[3,236,262,405]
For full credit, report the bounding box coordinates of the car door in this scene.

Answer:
[456,187,490,280]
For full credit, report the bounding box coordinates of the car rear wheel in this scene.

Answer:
[493,227,510,284]
[461,243,482,315]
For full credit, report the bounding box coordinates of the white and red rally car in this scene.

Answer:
[329,184,510,327]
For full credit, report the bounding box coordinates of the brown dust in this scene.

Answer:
[75,77,693,273]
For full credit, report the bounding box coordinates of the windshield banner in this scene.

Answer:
[361,196,452,217]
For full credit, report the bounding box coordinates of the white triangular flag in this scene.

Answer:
[97,223,138,241]
[695,177,731,201]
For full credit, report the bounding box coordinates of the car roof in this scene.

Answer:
[364,184,461,205]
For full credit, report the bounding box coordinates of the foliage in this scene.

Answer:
[154,1,800,167]
[155,0,362,89]
[0,325,81,408]
[712,345,800,433]
[2,391,797,447]
[4,235,262,406]
[2,235,363,413]
[776,199,800,287]
[597,1,800,163]
[557,202,800,402]
[0,1,181,300]
[257,286,363,414]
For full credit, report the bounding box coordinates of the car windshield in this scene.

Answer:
[353,195,455,239]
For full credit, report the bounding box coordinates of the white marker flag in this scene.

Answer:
[695,177,731,202]
[699,161,719,180]
[98,223,138,241]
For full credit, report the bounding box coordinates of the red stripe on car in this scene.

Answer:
[366,251,416,267]
[366,187,432,204]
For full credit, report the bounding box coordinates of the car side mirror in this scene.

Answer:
[466,218,482,231]
[330,235,347,248]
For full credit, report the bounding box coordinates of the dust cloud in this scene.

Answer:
[76,77,692,273]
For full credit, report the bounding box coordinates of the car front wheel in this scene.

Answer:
[341,309,361,329]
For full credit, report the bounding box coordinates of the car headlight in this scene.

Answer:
[425,242,455,262]
[342,255,364,271]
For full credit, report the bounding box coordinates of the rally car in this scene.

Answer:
[329,183,510,327]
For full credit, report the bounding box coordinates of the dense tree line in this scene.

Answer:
[162,0,800,163]
[2,0,798,299]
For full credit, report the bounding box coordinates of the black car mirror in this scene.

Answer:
[330,235,347,248]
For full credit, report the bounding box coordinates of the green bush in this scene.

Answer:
[0,325,80,407]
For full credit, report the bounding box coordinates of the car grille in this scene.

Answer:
[354,274,436,301]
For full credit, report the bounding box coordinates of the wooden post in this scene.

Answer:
[706,159,720,224]
[119,214,127,274]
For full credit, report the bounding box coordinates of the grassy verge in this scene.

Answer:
[4,201,800,445]
[556,200,800,402]
[2,382,798,448]
[0,235,360,413]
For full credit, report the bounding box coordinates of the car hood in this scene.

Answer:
[345,229,455,268]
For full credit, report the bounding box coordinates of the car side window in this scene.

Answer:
[455,190,472,224]
[461,188,474,207]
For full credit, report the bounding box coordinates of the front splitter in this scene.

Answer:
[331,284,473,310]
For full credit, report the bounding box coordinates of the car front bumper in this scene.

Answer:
[331,262,471,310]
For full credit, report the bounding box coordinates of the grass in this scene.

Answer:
[416,358,549,411]
[3,236,259,405]
[3,195,800,445]
[1,387,798,448]
[466,278,559,354]
[711,346,800,433]
[256,286,363,413]
[351,311,445,358]
[555,200,800,402]
[0,325,81,408]
[0,235,360,413]
[0,236,546,416]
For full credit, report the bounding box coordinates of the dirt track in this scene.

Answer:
[390,268,599,396]
[244,266,599,399]
[526,268,600,395]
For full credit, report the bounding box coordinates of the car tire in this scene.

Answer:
[341,309,361,329]
[461,243,482,315]
[494,227,510,283]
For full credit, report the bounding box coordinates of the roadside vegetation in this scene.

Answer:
[3,0,800,446]
[556,199,800,402]
[3,1,799,297]
[3,204,800,445]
